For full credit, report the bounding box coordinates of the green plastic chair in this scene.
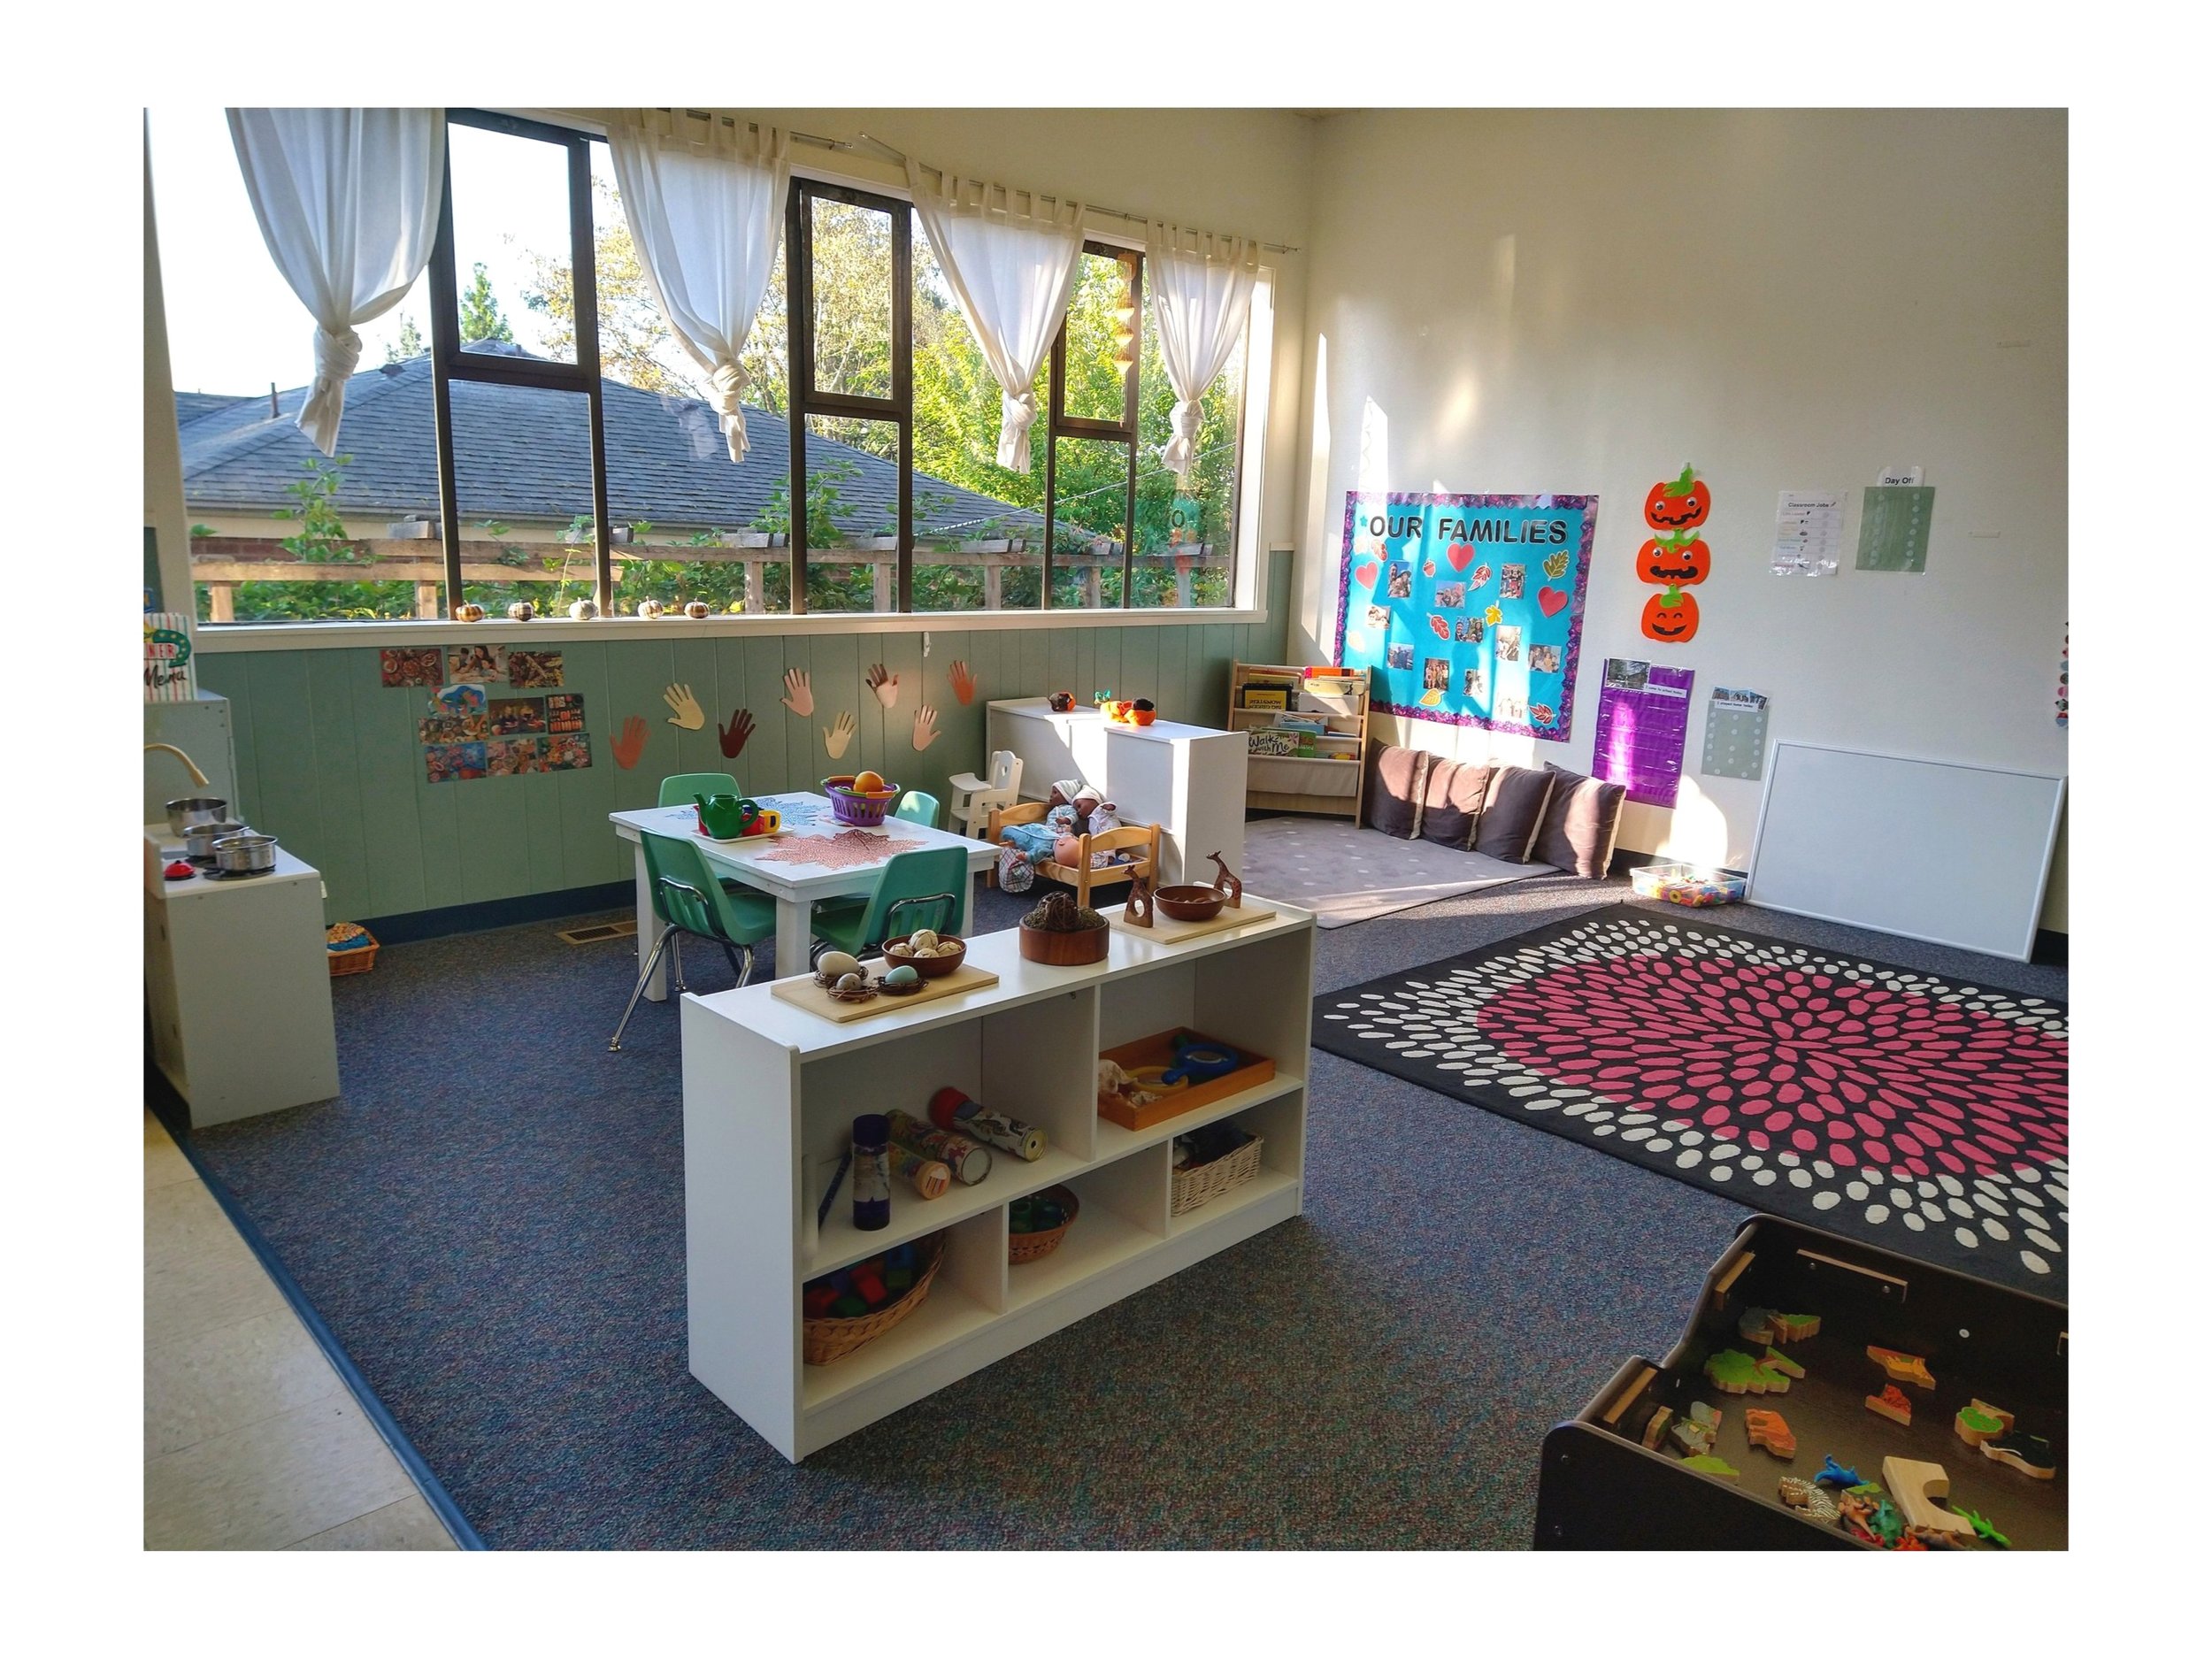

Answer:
[894,790,941,829]
[658,771,740,807]
[611,830,777,1051]
[810,846,969,966]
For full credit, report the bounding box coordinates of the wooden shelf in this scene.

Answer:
[1168,1166,1298,1239]
[810,1144,1089,1277]
[1231,661,1370,820]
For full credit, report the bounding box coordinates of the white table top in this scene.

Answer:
[688,897,1313,1058]
[611,791,995,897]
[987,697,1235,745]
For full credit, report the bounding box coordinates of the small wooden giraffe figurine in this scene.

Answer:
[1125,867,1156,927]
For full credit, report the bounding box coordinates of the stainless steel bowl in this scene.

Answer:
[183,819,250,862]
[211,833,277,873]
[165,796,230,835]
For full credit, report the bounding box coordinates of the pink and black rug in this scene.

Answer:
[1313,905,2068,1297]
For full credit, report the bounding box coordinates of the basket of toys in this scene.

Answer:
[326,922,380,977]
[1630,861,1747,908]
[1170,1123,1263,1217]
[803,1232,945,1365]
[822,770,900,827]
[1008,1186,1080,1265]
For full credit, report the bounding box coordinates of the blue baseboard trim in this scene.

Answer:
[359,881,632,946]
[144,1068,488,1552]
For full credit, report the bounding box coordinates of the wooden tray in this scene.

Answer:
[771,962,1000,1023]
[696,825,789,847]
[1105,895,1277,944]
[1096,1026,1275,1131]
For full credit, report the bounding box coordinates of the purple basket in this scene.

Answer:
[824,779,896,827]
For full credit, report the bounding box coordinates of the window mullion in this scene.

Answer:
[569,134,613,617]
[894,205,913,613]
[1122,253,1143,608]
[426,142,465,616]
[787,188,811,616]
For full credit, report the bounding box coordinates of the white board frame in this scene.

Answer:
[1746,741,2066,963]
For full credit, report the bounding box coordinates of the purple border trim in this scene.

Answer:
[1332,492,1601,741]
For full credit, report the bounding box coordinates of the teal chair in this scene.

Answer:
[611,830,777,1051]
[810,846,969,967]
[659,771,739,807]
[894,790,941,829]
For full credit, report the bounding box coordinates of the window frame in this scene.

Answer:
[426,109,614,618]
[1042,242,1145,611]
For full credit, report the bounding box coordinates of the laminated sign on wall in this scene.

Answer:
[1334,492,1598,739]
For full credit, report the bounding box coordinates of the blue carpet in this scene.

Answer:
[179,871,2064,1548]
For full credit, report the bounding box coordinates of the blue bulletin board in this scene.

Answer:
[1333,493,1600,741]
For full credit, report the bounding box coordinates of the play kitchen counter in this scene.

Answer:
[142,825,339,1126]
[680,902,1315,1462]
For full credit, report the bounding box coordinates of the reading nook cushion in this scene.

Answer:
[1420,759,1493,848]
[1473,764,1556,863]
[1533,763,1627,879]
[1365,741,1432,839]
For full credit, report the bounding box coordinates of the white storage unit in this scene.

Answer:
[142,825,340,1127]
[680,907,1315,1462]
[984,698,1247,885]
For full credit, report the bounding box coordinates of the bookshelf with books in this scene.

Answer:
[1228,662,1371,820]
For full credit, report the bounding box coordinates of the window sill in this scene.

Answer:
[188,603,1271,654]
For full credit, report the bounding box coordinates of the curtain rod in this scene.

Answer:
[854,130,1299,255]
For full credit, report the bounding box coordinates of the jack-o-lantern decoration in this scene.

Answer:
[1640,586,1700,643]
[1638,531,1710,587]
[1644,464,1711,532]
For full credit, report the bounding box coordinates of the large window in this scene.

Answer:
[156,109,1263,625]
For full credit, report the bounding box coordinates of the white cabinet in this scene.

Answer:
[984,698,1247,886]
[680,907,1316,1462]
[142,826,340,1126]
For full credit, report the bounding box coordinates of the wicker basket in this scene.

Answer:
[1008,1186,1080,1265]
[1171,1134,1263,1217]
[803,1232,945,1366]
[326,923,380,977]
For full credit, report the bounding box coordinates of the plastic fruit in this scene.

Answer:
[853,770,887,794]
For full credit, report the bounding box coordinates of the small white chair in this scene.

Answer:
[948,749,1023,840]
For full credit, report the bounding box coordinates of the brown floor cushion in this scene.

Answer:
[1420,759,1493,848]
[1472,764,1556,862]
[1365,741,1432,839]
[1532,763,1628,879]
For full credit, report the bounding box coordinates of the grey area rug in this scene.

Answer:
[1240,814,1554,926]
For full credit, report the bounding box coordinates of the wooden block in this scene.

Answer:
[1866,1345,1936,1389]
[1979,1432,2057,1480]
[1745,1409,1797,1459]
[1865,1384,1913,1426]
[1953,1398,2015,1447]
[1882,1456,1977,1537]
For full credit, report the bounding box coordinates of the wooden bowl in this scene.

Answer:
[1019,921,1109,965]
[882,935,966,979]
[1153,884,1227,922]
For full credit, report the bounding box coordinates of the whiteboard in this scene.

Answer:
[1746,741,2065,962]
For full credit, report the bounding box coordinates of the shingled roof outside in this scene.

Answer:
[176,345,1039,541]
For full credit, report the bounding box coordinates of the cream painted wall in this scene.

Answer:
[1289,109,2067,928]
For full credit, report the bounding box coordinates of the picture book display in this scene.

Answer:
[1334,492,1598,739]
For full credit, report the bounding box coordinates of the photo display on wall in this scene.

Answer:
[1334,492,1599,739]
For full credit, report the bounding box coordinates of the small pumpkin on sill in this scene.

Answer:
[451,602,486,623]
[636,598,665,618]
[569,597,599,620]
[684,601,711,620]
[508,600,535,622]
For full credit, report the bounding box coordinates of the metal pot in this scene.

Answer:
[165,796,229,835]
[183,819,250,862]
[211,833,278,874]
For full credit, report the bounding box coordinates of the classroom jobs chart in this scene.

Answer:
[1334,493,1599,740]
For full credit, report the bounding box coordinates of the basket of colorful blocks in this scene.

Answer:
[802,1232,945,1365]
[1008,1186,1080,1265]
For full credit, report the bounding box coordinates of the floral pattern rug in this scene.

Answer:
[1313,904,2068,1296]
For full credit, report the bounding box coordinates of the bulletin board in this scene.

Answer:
[1334,493,1599,741]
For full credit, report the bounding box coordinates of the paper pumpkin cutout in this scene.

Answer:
[1644,464,1711,531]
[1639,533,1710,586]
[1640,587,1700,643]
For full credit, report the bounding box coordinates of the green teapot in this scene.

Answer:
[695,793,780,839]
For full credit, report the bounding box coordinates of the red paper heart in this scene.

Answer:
[1538,586,1569,617]
[1354,560,1379,588]
[1447,543,1475,572]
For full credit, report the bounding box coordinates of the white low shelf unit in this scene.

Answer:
[681,907,1316,1462]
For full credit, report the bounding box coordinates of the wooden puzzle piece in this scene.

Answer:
[1760,1346,1805,1381]
[1866,1345,1936,1389]
[1815,1456,1864,1488]
[1703,1349,1776,1394]
[1882,1456,1977,1538]
[1979,1431,2057,1479]
[1738,1306,1778,1344]
[1745,1409,1797,1458]
[1639,1404,1675,1451]
[1671,1416,1716,1456]
[1769,1313,1821,1343]
[1688,1401,1722,1434]
[1752,1352,1793,1393]
[1778,1478,1839,1523]
[1681,1454,1740,1479]
[1953,1399,2015,1448]
[1866,1384,1914,1426]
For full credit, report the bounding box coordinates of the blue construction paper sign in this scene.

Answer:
[1333,493,1599,740]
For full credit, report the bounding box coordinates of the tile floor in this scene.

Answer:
[144,1109,457,1551]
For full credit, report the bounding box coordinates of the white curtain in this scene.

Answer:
[607,111,791,464]
[906,160,1084,472]
[227,109,446,456]
[1144,224,1258,484]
